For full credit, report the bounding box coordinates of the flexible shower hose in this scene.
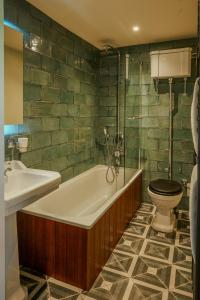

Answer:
[105,136,115,184]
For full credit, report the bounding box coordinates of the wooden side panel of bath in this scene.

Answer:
[17,173,142,290]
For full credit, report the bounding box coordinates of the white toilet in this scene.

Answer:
[148,179,183,233]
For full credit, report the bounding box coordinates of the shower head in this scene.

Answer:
[100,44,120,56]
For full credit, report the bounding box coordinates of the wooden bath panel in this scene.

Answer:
[17,173,142,290]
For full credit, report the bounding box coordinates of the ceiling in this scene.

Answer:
[27,0,197,49]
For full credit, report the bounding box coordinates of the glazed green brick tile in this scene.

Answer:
[42,87,60,103]
[47,156,68,172]
[127,84,149,96]
[182,163,194,178]
[158,94,170,106]
[60,90,74,104]
[108,107,117,117]
[99,87,109,96]
[173,129,192,140]
[173,116,182,129]
[98,106,109,117]
[148,128,169,139]
[173,151,193,163]
[140,117,159,128]
[24,118,42,132]
[57,35,73,52]
[31,132,51,149]
[74,94,86,104]
[179,94,193,106]
[58,63,74,78]
[67,78,80,93]
[99,96,116,106]
[52,45,67,63]
[77,117,95,127]
[26,34,52,57]
[51,130,68,145]
[4,2,18,24]
[24,49,41,68]
[42,117,59,131]
[60,167,74,182]
[157,161,168,173]
[74,141,86,153]
[66,51,74,66]
[21,149,42,167]
[31,102,54,116]
[24,84,42,102]
[18,10,41,36]
[178,105,191,117]
[80,83,96,95]
[67,104,80,117]
[148,106,169,117]
[42,146,60,160]
[42,56,59,73]
[181,140,194,152]
[79,105,93,117]
[24,65,30,83]
[51,104,68,117]
[158,117,169,128]
[159,140,168,151]
[24,102,32,117]
[181,118,191,129]
[148,150,168,161]
[60,117,74,129]
[54,75,68,91]
[140,138,158,150]
[30,68,52,86]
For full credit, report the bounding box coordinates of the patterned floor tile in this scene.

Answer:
[143,240,171,262]
[177,233,191,248]
[138,203,155,214]
[147,227,176,245]
[177,220,190,234]
[168,291,193,300]
[83,270,130,300]
[131,256,171,288]
[177,211,190,221]
[104,251,134,274]
[174,268,192,294]
[116,234,144,255]
[173,247,192,269]
[20,267,48,300]
[127,280,163,300]
[125,223,147,237]
[131,212,153,225]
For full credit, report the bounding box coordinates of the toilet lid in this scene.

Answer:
[149,179,182,196]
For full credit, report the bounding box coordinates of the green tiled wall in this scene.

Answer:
[4,0,196,209]
[4,0,99,181]
[98,39,196,209]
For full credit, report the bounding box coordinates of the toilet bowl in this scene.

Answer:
[148,179,183,233]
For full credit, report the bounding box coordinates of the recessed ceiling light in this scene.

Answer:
[132,26,140,32]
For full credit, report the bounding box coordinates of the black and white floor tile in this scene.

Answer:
[21,203,193,299]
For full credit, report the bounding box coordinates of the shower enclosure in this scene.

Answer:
[97,46,141,187]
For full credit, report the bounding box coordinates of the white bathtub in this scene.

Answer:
[22,165,142,229]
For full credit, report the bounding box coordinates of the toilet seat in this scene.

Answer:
[149,179,182,196]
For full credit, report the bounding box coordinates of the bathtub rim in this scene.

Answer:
[21,165,142,229]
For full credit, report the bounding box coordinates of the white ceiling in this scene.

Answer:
[27,0,197,49]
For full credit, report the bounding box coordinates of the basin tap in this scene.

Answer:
[4,167,12,177]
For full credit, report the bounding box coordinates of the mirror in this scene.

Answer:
[4,25,23,124]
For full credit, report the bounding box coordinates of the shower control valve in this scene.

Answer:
[114,150,120,158]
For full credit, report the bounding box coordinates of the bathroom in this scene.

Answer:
[0,0,199,299]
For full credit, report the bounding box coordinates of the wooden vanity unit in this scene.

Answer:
[17,173,142,290]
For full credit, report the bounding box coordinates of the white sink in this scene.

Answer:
[4,161,61,300]
[4,160,61,216]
